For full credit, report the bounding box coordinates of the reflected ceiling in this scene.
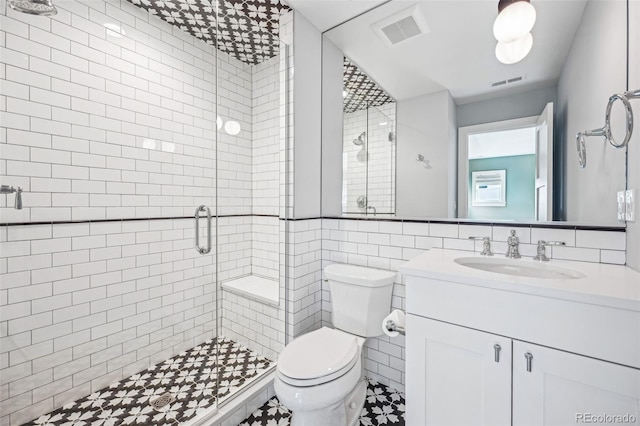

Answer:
[344,57,394,113]
[128,0,290,65]
[325,0,586,104]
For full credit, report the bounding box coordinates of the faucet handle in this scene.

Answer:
[469,236,493,256]
[15,186,22,210]
[533,240,566,261]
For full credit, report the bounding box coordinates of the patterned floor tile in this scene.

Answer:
[239,378,405,426]
[24,337,273,426]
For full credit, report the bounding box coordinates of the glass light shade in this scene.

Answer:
[495,32,533,64]
[493,1,536,42]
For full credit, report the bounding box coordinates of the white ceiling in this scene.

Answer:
[468,127,537,159]
[318,0,588,104]
[285,0,388,32]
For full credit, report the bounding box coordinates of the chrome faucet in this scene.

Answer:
[505,229,521,259]
[367,205,377,216]
[469,236,493,256]
[533,240,566,261]
[1,185,23,210]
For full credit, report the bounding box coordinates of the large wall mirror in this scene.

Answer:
[321,0,630,226]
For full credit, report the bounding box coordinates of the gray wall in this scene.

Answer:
[456,86,556,128]
[556,0,627,226]
[627,0,640,272]
[293,11,322,218]
[321,38,344,217]
[396,90,456,218]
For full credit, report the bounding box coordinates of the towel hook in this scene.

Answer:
[576,90,638,168]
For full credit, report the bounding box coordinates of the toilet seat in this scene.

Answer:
[277,327,359,387]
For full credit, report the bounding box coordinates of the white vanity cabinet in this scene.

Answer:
[406,315,512,425]
[407,314,640,426]
[401,249,640,426]
[512,341,640,426]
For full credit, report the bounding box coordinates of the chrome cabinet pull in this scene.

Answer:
[195,205,212,255]
[525,352,533,372]
[493,344,501,363]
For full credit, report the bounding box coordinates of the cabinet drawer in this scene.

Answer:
[406,275,640,369]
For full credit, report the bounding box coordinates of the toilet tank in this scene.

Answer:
[324,263,396,337]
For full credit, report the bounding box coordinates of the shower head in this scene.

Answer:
[353,131,366,146]
[8,0,57,16]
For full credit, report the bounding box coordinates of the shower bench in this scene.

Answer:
[221,275,280,306]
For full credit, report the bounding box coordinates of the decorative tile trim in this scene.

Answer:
[0,214,280,227]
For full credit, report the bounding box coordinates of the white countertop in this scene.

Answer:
[400,249,640,311]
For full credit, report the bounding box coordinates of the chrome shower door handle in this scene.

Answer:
[194,205,212,255]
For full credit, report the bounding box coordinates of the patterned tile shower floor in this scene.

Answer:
[25,337,273,426]
[239,378,405,426]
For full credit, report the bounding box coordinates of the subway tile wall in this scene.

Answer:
[221,290,284,362]
[321,218,627,392]
[0,0,226,223]
[0,218,216,425]
[252,56,280,217]
[0,0,284,424]
[286,219,323,341]
[342,103,396,215]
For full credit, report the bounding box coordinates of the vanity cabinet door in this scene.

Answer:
[513,341,640,426]
[406,315,511,426]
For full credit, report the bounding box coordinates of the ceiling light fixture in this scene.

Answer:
[493,0,536,64]
[495,33,533,64]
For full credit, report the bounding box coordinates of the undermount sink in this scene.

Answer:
[454,257,587,280]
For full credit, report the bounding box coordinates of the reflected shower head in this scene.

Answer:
[353,131,366,146]
[8,0,57,16]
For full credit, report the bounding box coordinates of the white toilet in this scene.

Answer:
[274,263,396,426]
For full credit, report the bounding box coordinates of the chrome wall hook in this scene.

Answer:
[577,90,639,168]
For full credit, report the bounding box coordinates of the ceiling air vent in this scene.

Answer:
[372,5,430,47]
[491,75,526,87]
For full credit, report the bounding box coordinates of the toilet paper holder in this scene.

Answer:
[385,319,405,336]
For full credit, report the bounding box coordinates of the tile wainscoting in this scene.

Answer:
[320,218,627,392]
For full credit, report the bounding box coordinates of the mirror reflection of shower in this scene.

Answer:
[342,56,396,215]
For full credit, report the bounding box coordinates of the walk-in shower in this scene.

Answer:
[0,0,292,424]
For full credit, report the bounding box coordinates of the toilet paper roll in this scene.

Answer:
[382,309,406,337]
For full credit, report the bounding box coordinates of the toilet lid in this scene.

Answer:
[278,327,358,381]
